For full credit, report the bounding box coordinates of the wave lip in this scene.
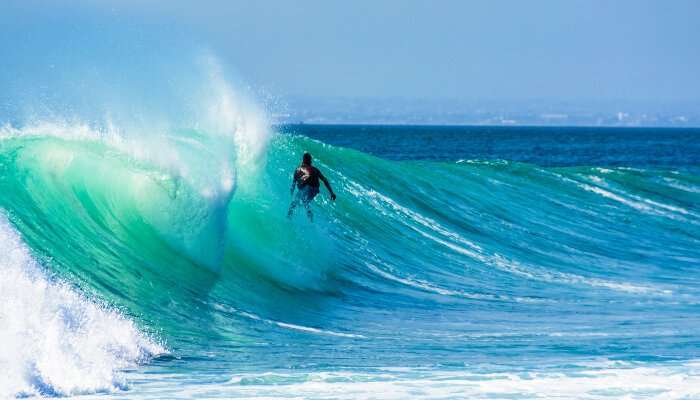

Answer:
[0,214,165,398]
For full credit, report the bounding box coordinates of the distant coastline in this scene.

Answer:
[271,97,700,128]
[276,121,700,129]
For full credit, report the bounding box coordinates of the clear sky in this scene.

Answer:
[2,0,700,103]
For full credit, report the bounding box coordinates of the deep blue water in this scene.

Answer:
[283,124,700,167]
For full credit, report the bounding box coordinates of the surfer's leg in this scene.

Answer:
[302,197,313,221]
[305,203,313,221]
[303,189,318,221]
[287,200,298,218]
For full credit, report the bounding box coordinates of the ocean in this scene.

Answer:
[1,122,700,399]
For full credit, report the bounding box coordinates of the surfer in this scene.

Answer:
[287,152,336,221]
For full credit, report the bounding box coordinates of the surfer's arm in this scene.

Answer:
[319,172,336,201]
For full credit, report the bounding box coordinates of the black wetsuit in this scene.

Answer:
[293,165,323,202]
[288,164,332,221]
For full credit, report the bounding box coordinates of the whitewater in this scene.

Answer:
[1,66,700,398]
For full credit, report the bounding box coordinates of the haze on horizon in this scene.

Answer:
[2,0,699,126]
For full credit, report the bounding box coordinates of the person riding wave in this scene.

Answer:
[287,152,336,221]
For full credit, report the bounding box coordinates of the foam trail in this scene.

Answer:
[212,303,366,339]
[95,362,700,399]
[0,213,164,398]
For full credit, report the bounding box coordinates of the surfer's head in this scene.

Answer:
[302,152,312,165]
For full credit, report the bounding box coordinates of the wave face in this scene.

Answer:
[1,123,700,398]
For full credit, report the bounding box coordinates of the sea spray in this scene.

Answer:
[0,214,164,398]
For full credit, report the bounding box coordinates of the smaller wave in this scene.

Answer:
[344,177,665,296]
[0,213,164,398]
[579,174,696,219]
[551,170,695,223]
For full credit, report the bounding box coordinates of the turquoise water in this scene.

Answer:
[1,122,700,398]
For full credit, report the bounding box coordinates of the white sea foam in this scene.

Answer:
[213,303,366,339]
[0,214,164,398]
[366,262,498,300]
[90,361,700,399]
[663,177,700,193]
[580,175,695,218]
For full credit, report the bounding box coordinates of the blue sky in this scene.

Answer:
[2,0,699,103]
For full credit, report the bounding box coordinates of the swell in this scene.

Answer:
[1,130,699,347]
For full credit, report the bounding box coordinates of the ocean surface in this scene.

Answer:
[2,123,700,399]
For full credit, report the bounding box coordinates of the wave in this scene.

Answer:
[1,120,700,397]
[2,125,696,293]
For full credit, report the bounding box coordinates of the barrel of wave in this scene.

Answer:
[1,135,230,272]
[220,134,341,291]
